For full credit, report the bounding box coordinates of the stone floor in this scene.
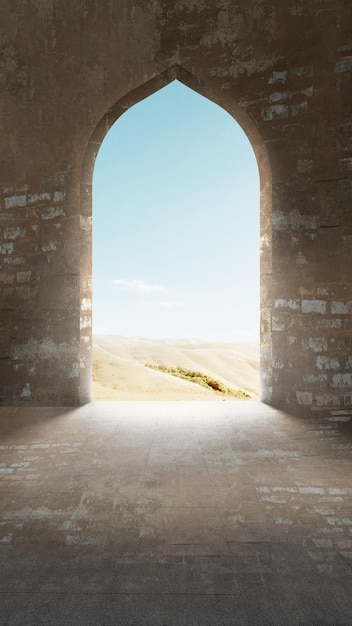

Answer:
[0,401,352,626]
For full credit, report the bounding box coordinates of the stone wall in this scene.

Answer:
[0,0,351,410]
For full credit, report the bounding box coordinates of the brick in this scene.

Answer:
[302,300,327,314]
[302,337,328,353]
[331,301,352,315]
[331,374,352,388]
[316,357,341,371]
[296,391,313,405]
[4,195,26,209]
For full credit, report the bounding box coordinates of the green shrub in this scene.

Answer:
[145,364,250,399]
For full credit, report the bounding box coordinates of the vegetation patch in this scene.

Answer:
[145,364,251,399]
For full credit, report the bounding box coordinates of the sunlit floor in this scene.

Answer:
[1,401,352,625]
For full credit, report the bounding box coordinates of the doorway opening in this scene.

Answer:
[91,79,260,401]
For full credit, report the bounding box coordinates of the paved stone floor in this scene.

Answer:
[0,401,352,625]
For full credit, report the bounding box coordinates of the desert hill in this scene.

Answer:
[92,335,260,401]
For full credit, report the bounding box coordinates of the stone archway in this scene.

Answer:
[0,2,350,411]
[81,65,269,404]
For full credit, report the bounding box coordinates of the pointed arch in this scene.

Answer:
[79,65,272,404]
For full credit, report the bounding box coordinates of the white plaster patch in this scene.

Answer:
[327,517,352,527]
[331,373,352,388]
[274,298,300,311]
[311,507,335,516]
[4,256,24,266]
[4,227,25,240]
[303,373,328,384]
[0,243,14,255]
[272,212,289,230]
[4,195,26,209]
[328,414,351,422]
[273,211,319,231]
[20,383,32,400]
[271,316,285,331]
[296,391,313,405]
[316,356,340,371]
[335,56,352,73]
[269,91,291,102]
[272,357,285,369]
[296,251,307,265]
[260,495,287,504]
[340,157,352,171]
[331,301,352,314]
[316,393,340,407]
[81,298,92,311]
[41,207,65,220]
[261,104,289,120]
[317,319,342,329]
[37,341,76,360]
[53,190,66,202]
[67,363,79,379]
[299,487,324,495]
[80,316,91,329]
[268,70,287,84]
[312,539,333,548]
[41,241,58,252]
[329,488,352,495]
[80,216,92,231]
[301,86,313,97]
[301,299,327,314]
[28,192,51,204]
[302,337,327,353]
[260,233,270,250]
[65,535,94,546]
[261,386,273,402]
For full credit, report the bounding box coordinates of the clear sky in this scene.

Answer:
[93,80,260,342]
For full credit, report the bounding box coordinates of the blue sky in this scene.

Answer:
[93,80,259,342]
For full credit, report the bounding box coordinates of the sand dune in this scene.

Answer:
[92,335,260,401]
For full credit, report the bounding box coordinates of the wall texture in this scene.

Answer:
[0,0,351,409]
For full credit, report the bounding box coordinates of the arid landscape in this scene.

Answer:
[92,335,260,400]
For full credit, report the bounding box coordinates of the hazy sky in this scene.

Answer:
[93,80,260,342]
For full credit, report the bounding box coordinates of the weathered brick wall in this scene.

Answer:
[0,0,351,409]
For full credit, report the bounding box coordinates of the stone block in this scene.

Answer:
[316,392,340,407]
[296,391,313,405]
[301,300,327,314]
[331,373,352,388]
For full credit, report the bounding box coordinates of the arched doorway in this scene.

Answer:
[92,80,260,400]
[79,66,272,404]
